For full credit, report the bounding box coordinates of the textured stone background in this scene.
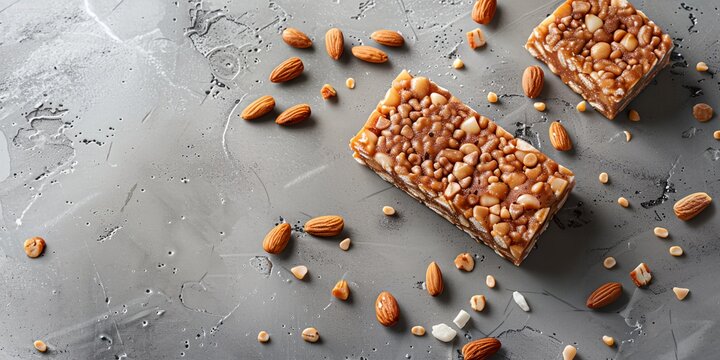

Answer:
[0,0,718,359]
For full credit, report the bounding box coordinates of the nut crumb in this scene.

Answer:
[562,345,577,360]
[624,130,632,142]
[345,77,355,89]
[290,265,308,280]
[331,279,350,300]
[714,130,720,140]
[34,340,47,353]
[257,331,270,343]
[630,262,652,287]
[24,236,46,258]
[602,335,615,347]
[603,256,616,269]
[485,275,496,288]
[653,227,669,238]
[339,238,351,251]
[617,197,629,208]
[669,245,683,257]
[320,84,337,100]
[628,109,640,121]
[576,101,587,112]
[382,205,396,216]
[598,172,609,184]
[301,327,320,343]
[411,325,426,336]
[487,92,498,103]
[454,252,475,271]
[533,102,546,111]
[672,287,689,300]
[696,61,709,72]
[470,294,486,312]
[452,58,464,69]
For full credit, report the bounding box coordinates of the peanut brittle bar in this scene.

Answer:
[349,70,575,265]
[525,0,673,119]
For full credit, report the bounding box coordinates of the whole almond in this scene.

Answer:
[673,192,712,221]
[426,261,444,297]
[241,95,275,120]
[462,338,502,360]
[375,291,400,327]
[325,28,344,60]
[549,121,572,151]
[262,223,291,254]
[282,28,312,48]
[276,104,311,125]
[269,57,304,83]
[522,66,544,98]
[472,0,497,25]
[351,46,388,63]
[304,215,344,236]
[370,30,405,47]
[586,282,622,309]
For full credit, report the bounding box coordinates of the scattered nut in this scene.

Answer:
[472,0,497,24]
[586,282,622,309]
[462,338,502,360]
[653,227,669,238]
[486,275,496,288]
[301,327,320,343]
[602,335,615,347]
[276,104,311,125]
[598,172,609,184]
[629,262,652,287]
[291,265,308,280]
[453,309,471,328]
[617,197,629,208]
[533,102,546,111]
[304,215,344,236]
[562,345,577,360]
[257,330,270,343]
[339,238,351,251]
[624,130,632,142]
[23,237,46,258]
[549,121,573,151]
[34,340,47,353]
[512,291,530,312]
[487,91,498,103]
[282,28,312,48]
[452,58,464,69]
[332,279,350,300]
[411,325,426,336]
[692,103,714,122]
[269,57,304,83]
[628,109,640,121]
[431,323,457,342]
[320,84,337,100]
[345,77,355,89]
[466,28,487,49]
[522,66,544,98]
[696,61,709,72]
[576,101,587,112]
[262,223,291,254]
[454,252,475,271]
[714,130,720,140]
[370,29,405,47]
[672,287,689,300]
[375,291,400,326]
[241,95,275,120]
[382,205,396,216]
[669,245,683,257]
[603,256,617,269]
[673,192,712,221]
[351,45,389,63]
[426,261,444,296]
[325,28,344,60]
[470,294,486,312]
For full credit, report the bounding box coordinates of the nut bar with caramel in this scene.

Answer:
[349,70,575,265]
[525,0,673,119]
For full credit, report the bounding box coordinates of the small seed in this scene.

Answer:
[533,102,546,111]
[301,327,320,343]
[411,325,426,336]
[672,287,689,300]
[696,61,709,72]
[603,256,616,269]
[257,331,270,343]
[628,109,640,121]
[714,130,720,140]
[291,265,308,280]
[617,197,629,208]
[562,345,577,360]
[24,236,46,258]
[602,335,615,347]
[485,275,496,288]
[452,58,464,69]
[470,294,486,312]
[576,101,587,112]
[345,77,355,89]
[382,205,396,216]
[598,172,609,184]
[34,340,48,352]
[653,227,669,238]
[669,245,683,257]
[487,92,498,103]
[332,279,350,300]
[339,238,351,251]
[624,130,632,142]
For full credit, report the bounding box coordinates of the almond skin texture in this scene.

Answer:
[673,192,712,221]
[586,282,622,309]
[472,0,497,25]
[325,28,344,60]
[304,215,344,236]
[262,223,291,254]
[269,57,304,83]
[522,66,544,98]
[351,46,389,63]
[276,104,311,125]
[282,28,312,48]
[549,121,572,151]
[370,30,404,47]
[426,261,444,297]
[462,338,502,360]
[241,95,275,120]
[375,291,400,327]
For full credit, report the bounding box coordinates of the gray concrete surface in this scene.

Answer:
[0,0,718,359]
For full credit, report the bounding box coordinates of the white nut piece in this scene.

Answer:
[513,291,530,312]
[431,323,457,342]
[585,14,604,32]
[460,116,481,135]
[301,327,320,343]
[653,227,669,238]
[453,309,471,329]
[454,252,475,271]
[291,265,308,280]
[602,335,615,347]
[430,92,448,106]
[603,256,616,269]
[669,245,683,257]
[411,325,426,336]
[672,287,689,300]
[453,58,464,69]
[345,77,355,89]
[517,194,541,209]
[339,238,351,251]
[257,330,270,343]
[382,205,396,216]
[486,275,496,288]
[562,345,577,360]
[598,172,609,184]
[467,28,487,49]
[630,262,652,287]
[470,295,486,312]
